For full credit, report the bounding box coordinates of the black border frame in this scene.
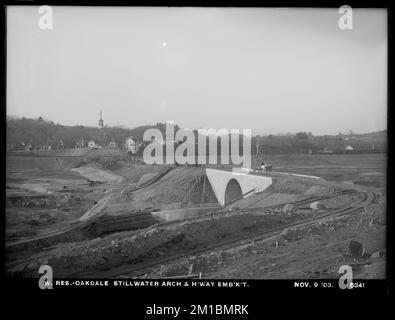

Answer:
[1,0,392,308]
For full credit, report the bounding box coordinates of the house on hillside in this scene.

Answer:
[109,140,116,148]
[345,145,354,151]
[125,137,137,154]
[321,147,333,154]
[39,145,52,151]
[12,143,24,151]
[75,138,85,149]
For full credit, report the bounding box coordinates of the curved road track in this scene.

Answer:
[93,189,376,279]
[6,170,377,278]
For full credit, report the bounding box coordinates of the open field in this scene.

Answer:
[6,150,386,279]
[253,154,386,187]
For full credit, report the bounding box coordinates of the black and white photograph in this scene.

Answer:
[4,3,388,299]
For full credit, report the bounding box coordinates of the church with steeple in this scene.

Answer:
[98,110,104,129]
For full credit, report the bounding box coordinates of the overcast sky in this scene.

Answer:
[7,7,387,135]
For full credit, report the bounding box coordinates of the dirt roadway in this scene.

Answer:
[5,152,387,279]
[141,193,386,279]
[6,183,385,280]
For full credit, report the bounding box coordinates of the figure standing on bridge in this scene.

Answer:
[258,161,272,172]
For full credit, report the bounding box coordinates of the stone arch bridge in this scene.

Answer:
[205,168,272,206]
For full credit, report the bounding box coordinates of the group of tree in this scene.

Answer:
[251,131,387,154]
[6,116,387,154]
[6,116,173,150]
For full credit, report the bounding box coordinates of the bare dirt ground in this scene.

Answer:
[6,167,107,241]
[144,195,385,279]
[5,152,386,280]
[254,154,386,188]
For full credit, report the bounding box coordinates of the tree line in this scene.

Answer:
[6,116,386,154]
[6,116,177,150]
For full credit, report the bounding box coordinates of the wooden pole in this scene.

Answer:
[200,174,206,204]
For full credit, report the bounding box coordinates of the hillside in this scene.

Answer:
[6,116,387,154]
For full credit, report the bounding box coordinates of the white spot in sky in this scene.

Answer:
[160,101,168,110]
[162,42,167,47]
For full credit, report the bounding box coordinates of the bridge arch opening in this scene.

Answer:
[224,178,243,205]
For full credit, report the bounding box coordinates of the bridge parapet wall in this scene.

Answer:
[205,168,272,205]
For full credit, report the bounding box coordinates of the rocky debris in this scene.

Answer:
[21,199,49,208]
[310,201,326,211]
[280,228,303,242]
[369,217,385,226]
[370,249,385,259]
[282,203,294,215]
